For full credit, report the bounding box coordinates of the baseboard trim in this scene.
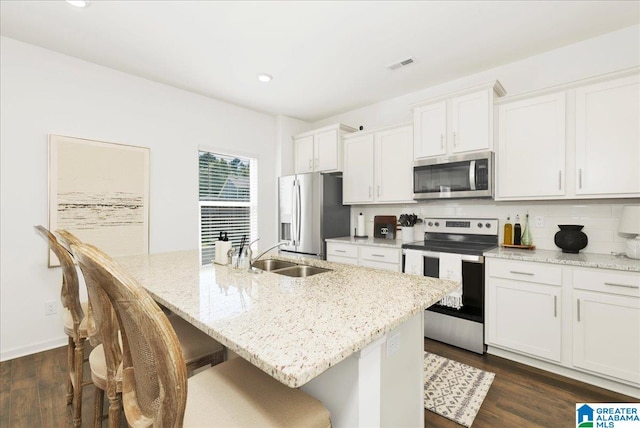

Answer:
[1,336,67,362]
[486,345,640,399]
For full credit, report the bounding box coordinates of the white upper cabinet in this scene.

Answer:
[343,123,414,205]
[413,81,505,160]
[575,74,640,197]
[496,92,566,199]
[293,124,356,174]
[495,68,640,200]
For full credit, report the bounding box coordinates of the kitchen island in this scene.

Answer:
[115,250,457,427]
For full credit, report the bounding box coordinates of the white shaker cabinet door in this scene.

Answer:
[294,135,314,174]
[575,74,640,196]
[486,278,562,362]
[413,101,447,159]
[573,290,640,384]
[451,90,491,154]
[315,128,339,172]
[343,134,375,204]
[496,92,566,199]
[375,125,414,203]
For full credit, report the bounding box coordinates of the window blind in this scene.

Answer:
[199,151,257,265]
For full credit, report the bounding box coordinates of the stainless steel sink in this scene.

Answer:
[271,265,331,278]
[251,259,297,271]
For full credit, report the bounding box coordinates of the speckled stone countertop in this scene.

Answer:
[326,236,404,248]
[115,250,457,387]
[484,247,640,272]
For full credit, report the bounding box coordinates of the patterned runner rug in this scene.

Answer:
[424,352,495,427]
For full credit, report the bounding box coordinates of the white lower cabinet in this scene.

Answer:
[486,259,562,361]
[486,258,640,395]
[572,269,640,384]
[326,242,401,272]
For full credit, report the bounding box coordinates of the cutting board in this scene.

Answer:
[373,215,397,239]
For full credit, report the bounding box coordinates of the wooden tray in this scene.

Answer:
[501,244,536,250]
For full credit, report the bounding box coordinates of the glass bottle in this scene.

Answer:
[503,215,513,245]
[521,213,533,246]
[514,214,522,245]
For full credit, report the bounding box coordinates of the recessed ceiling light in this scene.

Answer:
[257,73,273,83]
[66,1,89,8]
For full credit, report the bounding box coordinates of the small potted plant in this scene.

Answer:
[399,213,423,243]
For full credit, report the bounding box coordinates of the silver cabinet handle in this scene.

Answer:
[440,134,445,149]
[377,185,381,197]
[558,170,562,190]
[604,282,639,289]
[554,296,557,318]
[315,157,319,167]
[335,249,346,253]
[308,159,312,169]
[371,254,385,258]
[453,131,457,147]
[510,270,534,276]
[369,186,372,198]
[578,168,583,189]
[577,299,581,322]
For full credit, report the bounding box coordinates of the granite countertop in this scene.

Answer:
[115,250,457,387]
[326,236,404,248]
[484,247,640,273]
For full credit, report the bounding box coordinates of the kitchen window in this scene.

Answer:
[199,150,258,265]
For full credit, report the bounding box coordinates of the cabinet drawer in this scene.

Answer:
[359,246,401,264]
[326,243,358,259]
[488,259,561,285]
[573,268,640,297]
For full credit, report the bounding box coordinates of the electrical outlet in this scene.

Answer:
[535,216,545,228]
[44,300,57,316]
[386,333,401,356]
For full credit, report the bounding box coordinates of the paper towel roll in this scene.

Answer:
[215,241,232,265]
[356,213,365,237]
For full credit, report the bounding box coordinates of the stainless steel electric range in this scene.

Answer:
[402,217,499,354]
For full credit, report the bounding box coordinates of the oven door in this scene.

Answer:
[413,152,493,200]
[403,250,484,323]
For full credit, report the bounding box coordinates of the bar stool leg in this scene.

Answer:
[66,336,74,405]
[72,337,85,427]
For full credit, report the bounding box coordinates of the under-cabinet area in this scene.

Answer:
[484,251,639,398]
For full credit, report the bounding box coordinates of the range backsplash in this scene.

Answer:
[349,199,640,255]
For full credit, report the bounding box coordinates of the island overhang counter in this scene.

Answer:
[115,250,457,427]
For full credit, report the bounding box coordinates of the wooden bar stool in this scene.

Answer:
[34,225,91,427]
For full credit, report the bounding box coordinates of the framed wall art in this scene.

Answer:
[48,134,150,266]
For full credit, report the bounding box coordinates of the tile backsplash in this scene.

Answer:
[350,199,640,255]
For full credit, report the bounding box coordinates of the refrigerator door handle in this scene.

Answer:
[296,179,302,245]
[291,179,297,246]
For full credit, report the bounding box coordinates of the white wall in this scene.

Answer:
[308,25,640,254]
[0,37,277,360]
[313,25,640,130]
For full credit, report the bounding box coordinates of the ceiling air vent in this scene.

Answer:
[387,57,414,70]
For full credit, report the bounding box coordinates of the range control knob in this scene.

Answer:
[434,222,440,227]
[477,222,483,228]
[427,221,433,227]
[485,223,492,229]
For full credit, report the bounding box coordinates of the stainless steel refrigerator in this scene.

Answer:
[279,173,350,259]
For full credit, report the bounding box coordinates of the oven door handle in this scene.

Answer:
[402,249,484,263]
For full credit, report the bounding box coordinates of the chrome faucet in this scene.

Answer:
[248,240,291,268]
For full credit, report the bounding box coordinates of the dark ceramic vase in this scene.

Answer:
[554,225,588,253]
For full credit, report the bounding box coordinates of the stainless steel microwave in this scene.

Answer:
[413,151,494,200]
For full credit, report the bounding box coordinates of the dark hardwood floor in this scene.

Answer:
[423,338,636,427]
[0,339,635,427]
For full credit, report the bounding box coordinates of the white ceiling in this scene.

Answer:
[1,1,638,122]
